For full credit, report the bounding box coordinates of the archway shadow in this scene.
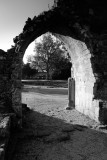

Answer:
[10,106,107,160]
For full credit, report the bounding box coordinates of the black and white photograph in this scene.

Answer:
[0,0,107,159]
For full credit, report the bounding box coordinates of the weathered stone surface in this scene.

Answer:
[0,0,107,124]
[0,115,11,160]
[0,148,4,160]
[0,116,10,138]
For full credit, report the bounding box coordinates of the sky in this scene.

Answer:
[23,35,43,63]
[0,0,54,53]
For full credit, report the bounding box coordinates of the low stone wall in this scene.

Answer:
[0,115,11,160]
[0,112,18,160]
[22,80,68,88]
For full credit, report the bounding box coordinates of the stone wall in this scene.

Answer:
[0,48,22,124]
[0,49,13,113]
[0,50,7,110]
[0,0,107,124]
[54,34,100,122]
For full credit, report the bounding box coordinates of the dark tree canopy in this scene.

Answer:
[22,63,38,79]
[52,58,72,80]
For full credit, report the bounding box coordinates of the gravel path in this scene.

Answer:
[11,89,107,160]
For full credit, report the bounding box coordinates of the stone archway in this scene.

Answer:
[11,31,99,123]
[53,34,97,120]
[1,0,107,125]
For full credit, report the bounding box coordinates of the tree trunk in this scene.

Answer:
[46,64,49,80]
[46,71,49,80]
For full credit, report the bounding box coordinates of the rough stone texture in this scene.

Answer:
[53,35,100,122]
[0,115,11,160]
[0,0,107,123]
[0,148,4,160]
[0,116,10,138]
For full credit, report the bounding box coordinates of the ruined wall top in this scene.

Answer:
[12,0,107,51]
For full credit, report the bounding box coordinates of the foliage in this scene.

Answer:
[29,33,71,80]
[52,58,72,80]
[22,63,38,79]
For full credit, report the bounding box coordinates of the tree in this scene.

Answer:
[22,63,38,79]
[31,33,70,80]
[52,60,72,80]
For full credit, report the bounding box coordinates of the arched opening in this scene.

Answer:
[12,29,98,123]
[22,32,72,80]
[21,32,72,115]
[1,0,107,125]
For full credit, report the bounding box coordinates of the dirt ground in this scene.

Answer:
[11,87,107,160]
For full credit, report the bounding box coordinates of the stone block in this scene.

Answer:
[0,115,11,160]
[89,110,95,120]
[0,116,10,138]
[0,148,4,160]
[84,109,89,116]
[94,107,99,122]
[13,80,22,89]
